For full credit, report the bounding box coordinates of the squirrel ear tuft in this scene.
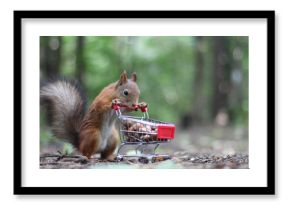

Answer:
[131,72,137,82]
[116,71,128,87]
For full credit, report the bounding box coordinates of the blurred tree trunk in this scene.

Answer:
[181,37,206,128]
[228,39,246,123]
[76,36,85,84]
[40,37,49,78]
[212,37,230,120]
[40,36,62,79]
[192,36,205,124]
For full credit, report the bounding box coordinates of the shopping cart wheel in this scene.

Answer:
[138,156,150,164]
[116,156,124,162]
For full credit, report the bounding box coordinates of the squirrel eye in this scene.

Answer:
[123,89,129,96]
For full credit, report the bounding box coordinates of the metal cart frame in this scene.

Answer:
[112,101,175,162]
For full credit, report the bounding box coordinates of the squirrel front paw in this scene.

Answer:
[138,102,148,113]
[112,98,122,105]
[138,102,148,108]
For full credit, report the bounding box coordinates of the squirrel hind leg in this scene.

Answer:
[79,129,100,159]
[100,128,120,161]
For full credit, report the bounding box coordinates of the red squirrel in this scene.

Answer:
[40,71,140,160]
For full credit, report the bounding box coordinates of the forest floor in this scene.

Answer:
[40,126,248,169]
[40,152,248,169]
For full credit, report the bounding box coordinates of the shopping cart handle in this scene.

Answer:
[112,99,149,113]
[112,99,137,111]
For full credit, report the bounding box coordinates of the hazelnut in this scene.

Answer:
[139,127,147,133]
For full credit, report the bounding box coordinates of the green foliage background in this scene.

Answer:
[40,36,248,147]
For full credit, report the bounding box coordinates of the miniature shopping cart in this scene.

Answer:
[112,101,175,163]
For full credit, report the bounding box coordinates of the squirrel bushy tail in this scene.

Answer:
[40,80,86,148]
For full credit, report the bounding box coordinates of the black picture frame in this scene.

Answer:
[14,10,275,195]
